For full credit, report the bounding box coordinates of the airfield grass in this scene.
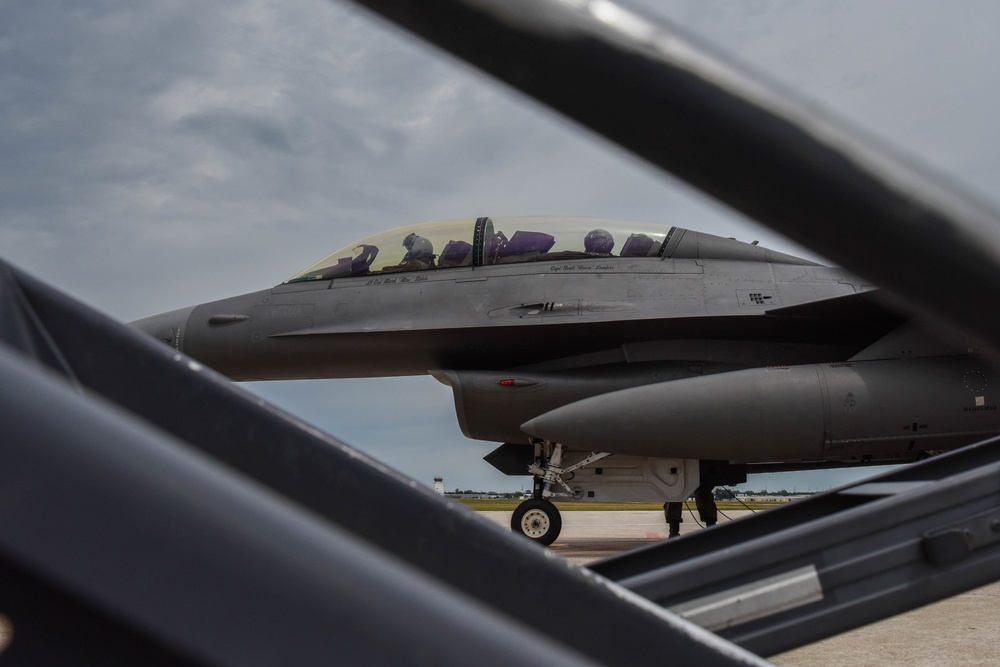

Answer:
[455,498,780,512]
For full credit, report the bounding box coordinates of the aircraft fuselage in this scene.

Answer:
[139,250,874,380]
[131,217,1000,519]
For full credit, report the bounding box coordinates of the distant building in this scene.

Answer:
[433,477,444,495]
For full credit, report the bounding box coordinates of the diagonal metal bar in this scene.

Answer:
[590,437,1000,656]
[0,259,765,665]
[343,0,1000,360]
[0,343,599,666]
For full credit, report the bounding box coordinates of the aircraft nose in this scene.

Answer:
[130,306,196,351]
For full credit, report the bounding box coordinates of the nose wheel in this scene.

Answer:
[511,498,562,546]
[511,441,609,546]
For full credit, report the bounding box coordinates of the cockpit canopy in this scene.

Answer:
[286,216,813,283]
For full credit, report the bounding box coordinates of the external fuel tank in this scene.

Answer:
[522,357,1000,463]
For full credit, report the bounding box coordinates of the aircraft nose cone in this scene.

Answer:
[130,306,196,351]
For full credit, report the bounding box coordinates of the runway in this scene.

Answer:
[478,510,1000,666]
[478,507,750,565]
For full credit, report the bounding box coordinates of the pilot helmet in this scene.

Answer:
[403,232,418,249]
[584,229,615,254]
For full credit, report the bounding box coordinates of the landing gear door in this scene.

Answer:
[561,455,699,503]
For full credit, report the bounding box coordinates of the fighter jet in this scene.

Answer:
[133,214,1000,544]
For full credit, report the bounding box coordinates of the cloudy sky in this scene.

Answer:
[4,1,1000,493]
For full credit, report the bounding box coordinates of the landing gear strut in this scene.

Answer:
[510,441,609,546]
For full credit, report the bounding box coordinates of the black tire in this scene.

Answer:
[510,498,562,546]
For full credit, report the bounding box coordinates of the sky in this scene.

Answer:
[4,0,1000,493]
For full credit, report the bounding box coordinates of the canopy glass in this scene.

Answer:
[287,217,671,283]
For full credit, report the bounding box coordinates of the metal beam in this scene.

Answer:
[0,259,763,665]
[591,437,1000,656]
[343,0,1000,360]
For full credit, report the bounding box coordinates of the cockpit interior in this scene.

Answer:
[286,216,671,283]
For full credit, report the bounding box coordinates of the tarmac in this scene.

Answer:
[479,510,1000,666]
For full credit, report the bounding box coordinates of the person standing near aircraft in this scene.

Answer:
[664,486,718,537]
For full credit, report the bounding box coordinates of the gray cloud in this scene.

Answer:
[179,111,295,154]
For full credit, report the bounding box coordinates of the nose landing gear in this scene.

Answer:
[510,441,609,546]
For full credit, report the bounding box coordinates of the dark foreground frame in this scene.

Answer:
[4,0,1000,664]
